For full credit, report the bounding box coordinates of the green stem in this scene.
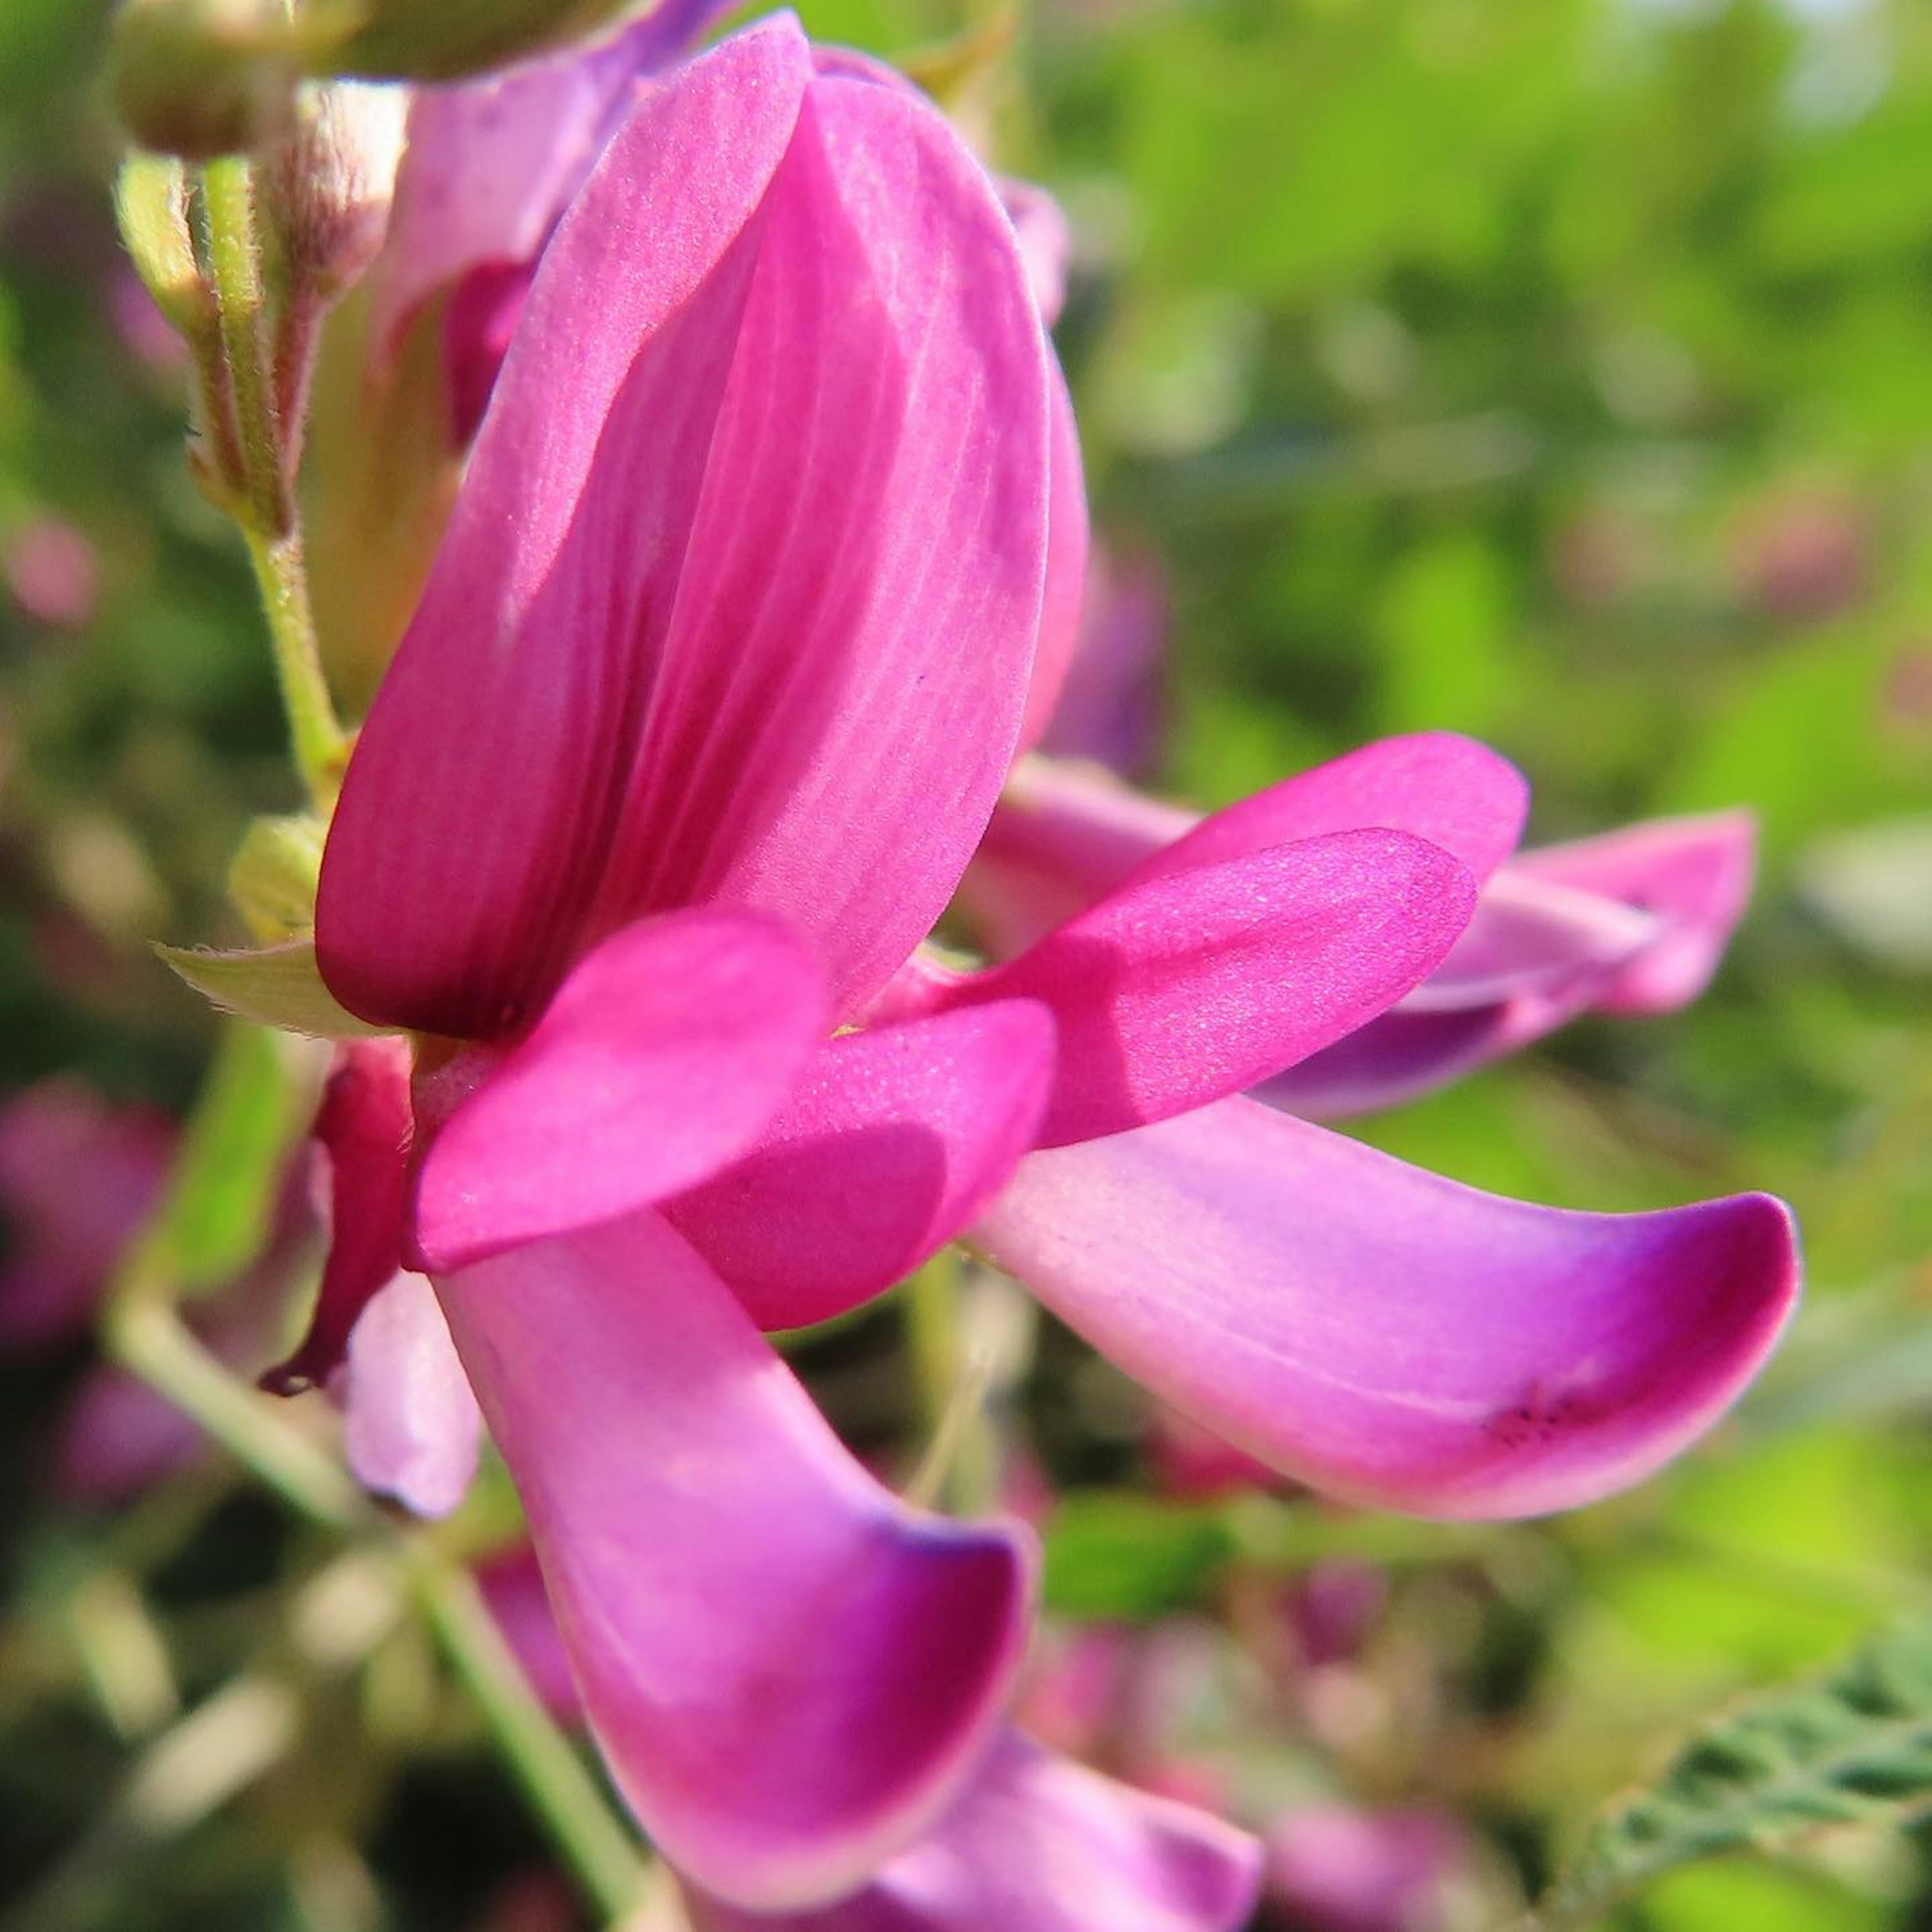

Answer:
[243,522,349,804]
[100,1042,648,1925]
[199,158,285,535]
[200,156,348,807]
[904,1248,997,1513]
[103,1291,365,1534]
[408,1559,648,1921]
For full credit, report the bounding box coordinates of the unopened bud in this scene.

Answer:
[228,811,328,940]
[113,151,214,340]
[261,84,408,302]
[110,0,308,158]
[325,0,631,82]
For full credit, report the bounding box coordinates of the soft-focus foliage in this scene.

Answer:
[3,0,1930,1927]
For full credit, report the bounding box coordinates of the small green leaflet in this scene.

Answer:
[1528,1618,1932,1929]
[157,936,388,1039]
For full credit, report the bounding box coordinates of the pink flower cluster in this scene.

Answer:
[252,11,1798,1924]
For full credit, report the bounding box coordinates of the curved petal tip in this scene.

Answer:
[975,1101,1800,1521]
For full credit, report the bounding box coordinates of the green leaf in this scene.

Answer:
[139,1023,309,1296]
[157,936,386,1040]
[1530,1619,1932,1930]
[1041,1491,1236,1622]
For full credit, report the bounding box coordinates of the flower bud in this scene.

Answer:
[324,0,633,82]
[113,151,214,340]
[109,0,308,158]
[260,83,408,302]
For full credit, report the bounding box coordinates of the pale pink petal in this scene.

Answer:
[1510,811,1755,1014]
[367,0,741,360]
[437,1211,1035,1909]
[1253,1006,1538,1120]
[411,911,827,1271]
[1036,545,1168,779]
[667,1002,1057,1332]
[926,832,1476,1146]
[1001,178,1071,328]
[262,1038,413,1395]
[337,1269,482,1518]
[1262,818,1755,1117]
[1016,364,1091,756]
[476,1544,581,1723]
[320,25,1051,1034]
[682,1731,1263,1932]
[973,1098,1798,1519]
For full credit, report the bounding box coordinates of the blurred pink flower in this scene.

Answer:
[0,1080,169,1352]
[1268,1806,1466,1932]
[4,517,101,632]
[1728,489,1868,624]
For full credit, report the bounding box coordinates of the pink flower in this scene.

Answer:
[278,8,1795,1905]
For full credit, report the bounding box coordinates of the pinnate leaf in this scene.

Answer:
[1531,1619,1932,1929]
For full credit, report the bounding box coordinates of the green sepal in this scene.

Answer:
[227,812,329,941]
[157,936,387,1040]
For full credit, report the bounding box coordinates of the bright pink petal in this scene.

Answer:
[411,911,827,1271]
[927,832,1477,1146]
[1511,811,1755,1014]
[321,25,1051,1034]
[261,1038,414,1396]
[367,0,740,362]
[683,1731,1262,1932]
[1016,363,1091,757]
[973,1098,1798,1519]
[437,1211,1034,1909]
[667,1002,1057,1332]
[336,1269,482,1518]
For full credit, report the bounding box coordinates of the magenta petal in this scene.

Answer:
[974,1098,1799,1518]
[667,1001,1058,1332]
[261,1039,413,1396]
[935,831,1476,1146]
[337,1269,482,1518]
[321,24,815,1034]
[967,737,1523,965]
[322,25,1052,1033]
[682,1731,1263,1932]
[436,1212,1035,1909]
[412,911,827,1271]
[1510,811,1755,1015]
[1122,732,1527,888]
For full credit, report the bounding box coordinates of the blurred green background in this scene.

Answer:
[2,0,1930,1926]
